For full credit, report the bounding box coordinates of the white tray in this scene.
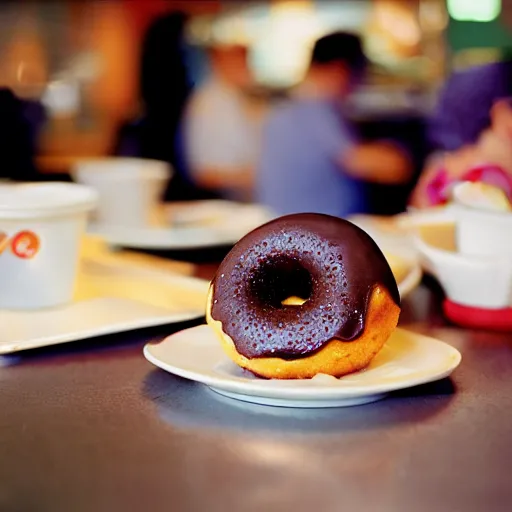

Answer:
[0,258,209,354]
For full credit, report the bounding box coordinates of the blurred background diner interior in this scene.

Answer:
[1,0,511,215]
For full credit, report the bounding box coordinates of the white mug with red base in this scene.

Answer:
[0,182,97,310]
[414,224,512,331]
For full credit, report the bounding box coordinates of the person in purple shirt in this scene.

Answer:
[257,32,411,218]
[428,58,512,152]
[427,0,512,152]
[408,7,512,207]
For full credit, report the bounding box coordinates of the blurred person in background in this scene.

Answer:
[410,1,512,207]
[138,12,191,166]
[184,44,262,201]
[0,87,44,181]
[427,0,512,155]
[426,56,512,155]
[115,11,210,200]
[257,32,412,217]
[410,97,512,208]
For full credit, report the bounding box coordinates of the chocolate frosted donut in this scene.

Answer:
[209,213,400,361]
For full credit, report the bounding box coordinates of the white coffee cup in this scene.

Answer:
[72,158,171,228]
[451,182,512,256]
[452,204,512,256]
[0,182,97,310]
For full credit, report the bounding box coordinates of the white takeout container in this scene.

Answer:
[72,158,171,228]
[0,182,97,310]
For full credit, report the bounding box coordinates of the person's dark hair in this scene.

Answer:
[118,10,218,200]
[135,11,191,165]
[311,31,367,75]
[0,88,40,181]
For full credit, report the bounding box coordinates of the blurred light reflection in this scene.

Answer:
[447,0,501,22]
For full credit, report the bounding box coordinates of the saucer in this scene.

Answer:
[443,300,512,331]
[90,201,274,251]
[144,325,461,409]
[89,224,237,251]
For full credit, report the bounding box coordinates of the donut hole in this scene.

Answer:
[250,257,313,308]
[281,296,307,306]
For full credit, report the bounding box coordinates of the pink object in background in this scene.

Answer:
[425,164,512,206]
[463,165,512,198]
[425,168,450,206]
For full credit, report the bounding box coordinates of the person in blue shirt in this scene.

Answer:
[257,32,411,217]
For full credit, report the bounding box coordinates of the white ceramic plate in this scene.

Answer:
[90,201,274,251]
[167,201,273,228]
[144,325,461,408]
[348,214,417,261]
[348,208,455,262]
[89,224,238,250]
[396,205,456,229]
[0,259,209,355]
[385,252,422,299]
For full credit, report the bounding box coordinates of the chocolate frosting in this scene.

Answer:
[211,213,400,359]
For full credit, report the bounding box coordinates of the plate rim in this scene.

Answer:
[207,386,387,408]
[389,252,422,299]
[88,224,239,250]
[143,325,462,400]
[88,200,275,250]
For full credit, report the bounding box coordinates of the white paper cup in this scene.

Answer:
[450,182,512,256]
[0,182,98,310]
[72,158,171,228]
[452,203,512,257]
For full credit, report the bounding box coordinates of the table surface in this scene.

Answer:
[1,268,512,512]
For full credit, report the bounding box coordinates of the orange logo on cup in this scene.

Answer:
[0,231,8,255]
[10,231,40,259]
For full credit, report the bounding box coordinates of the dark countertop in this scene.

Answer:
[1,279,512,512]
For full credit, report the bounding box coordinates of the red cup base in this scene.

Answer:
[443,300,512,331]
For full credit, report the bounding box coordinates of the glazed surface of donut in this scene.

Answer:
[210,213,400,359]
